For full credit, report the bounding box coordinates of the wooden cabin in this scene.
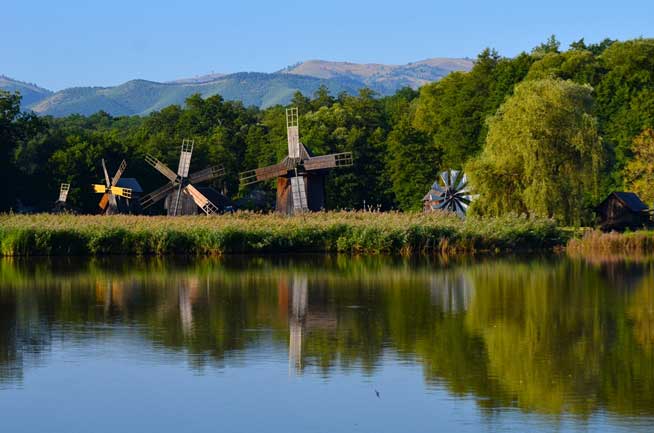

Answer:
[596,192,651,231]
[164,186,233,215]
[113,178,143,214]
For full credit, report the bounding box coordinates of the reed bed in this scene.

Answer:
[0,211,564,256]
[567,229,654,256]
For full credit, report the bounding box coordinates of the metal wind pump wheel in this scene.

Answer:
[428,170,474,217]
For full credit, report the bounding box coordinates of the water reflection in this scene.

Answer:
[0,255,653,425]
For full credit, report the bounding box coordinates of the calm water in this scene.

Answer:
[0,255,653,433]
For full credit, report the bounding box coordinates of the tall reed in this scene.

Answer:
[0,211,565,256]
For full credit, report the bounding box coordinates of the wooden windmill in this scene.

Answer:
[240,107,353,214]
[53,183,71,212]
[140,139,226,215]
[93,159,133,214]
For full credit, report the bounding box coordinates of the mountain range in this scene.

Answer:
[1,58,473,117]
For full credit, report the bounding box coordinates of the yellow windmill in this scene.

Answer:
[93,159,132,214]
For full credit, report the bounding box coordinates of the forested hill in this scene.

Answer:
[0,76,52,107]
[28,73,366,117]
[1,37,653,225]
[1,58,473,116]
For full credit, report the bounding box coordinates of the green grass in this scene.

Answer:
[0,211,566,256]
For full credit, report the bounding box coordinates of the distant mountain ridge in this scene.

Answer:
[0,75,52,107]
[1,58,473,117]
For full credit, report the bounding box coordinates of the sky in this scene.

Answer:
[3,0,652,90]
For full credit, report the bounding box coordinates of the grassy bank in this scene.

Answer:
[0,212,565,256]
[567,230,654,256]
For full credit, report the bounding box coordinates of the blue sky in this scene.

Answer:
[3,0,652,90]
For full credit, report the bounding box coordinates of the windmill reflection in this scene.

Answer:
[280,274,337,374]
[429,271,474,312]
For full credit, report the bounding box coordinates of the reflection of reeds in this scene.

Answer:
[567,230,654,264]
[0,212,564,256]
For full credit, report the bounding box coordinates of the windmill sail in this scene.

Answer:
[304,152,353,171]
[58,183,70,203]
[177,139,193,178]
[286,108,301,159]
[145,155,178,182]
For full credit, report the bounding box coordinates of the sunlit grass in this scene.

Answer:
[0,211,564,256]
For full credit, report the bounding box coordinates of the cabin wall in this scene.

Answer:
[597,197,649,230]
[276,177,293,215]
[164,191,198,216]
[306,174,325,211]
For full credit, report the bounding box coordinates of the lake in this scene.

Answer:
[0,255,653,433]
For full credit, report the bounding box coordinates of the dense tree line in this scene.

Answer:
[1,37,653,224]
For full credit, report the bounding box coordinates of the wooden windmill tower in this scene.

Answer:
[140,139,226,215]
[93,159,134,214]
[240,108,353,214]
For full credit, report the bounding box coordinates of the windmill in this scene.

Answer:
[423,169,474,217]
[93,159,133,214]
[140,139,226,215]
[239,107,353,214]
[53,183,71,212]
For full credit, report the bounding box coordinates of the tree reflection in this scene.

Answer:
[0,256,652,417]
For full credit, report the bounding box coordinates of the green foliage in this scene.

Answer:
[466,78,602,224]
[413,49,532,168]
[624,129,654,206]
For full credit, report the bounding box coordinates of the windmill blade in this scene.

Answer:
[304,152,353,171]
[431,181,445,193]
[58,183,71,203]
[450,170,461,188]
[440,170,452,188]
[99,193,109,210]
[286,107,301,159]
[185,184,218,215]
[455,173,468,191]
[111,160,127,186]
[145,154,178,182]
[110,186,132,199]
[240,162,290,186]
[101,159,111,187]
[140,182,176,209]
[177,139,194,178]
[188,165,225,184]
[93,184,107,193]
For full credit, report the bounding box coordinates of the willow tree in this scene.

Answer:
[624,129,654,206]
[465,78,602,225]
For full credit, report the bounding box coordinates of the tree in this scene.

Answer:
[413,49,531,169]
[0,91,22,209]
[386,116,438,210]
[624,129,654,205]
[594,39,654,189]
[532,35,561,56]
[465,78,602,224]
